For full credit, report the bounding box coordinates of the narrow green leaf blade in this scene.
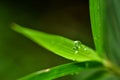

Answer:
[18,61,103,80]
[90,0,120,73]
[12,24,102,62]
[74,68,107,80]
[89,0,106,56]
[84,69,107,80]
[104,0,120,67]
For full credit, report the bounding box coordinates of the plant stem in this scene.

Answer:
[103,59,120,77]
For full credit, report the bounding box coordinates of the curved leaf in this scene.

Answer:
[18,61,103,80]
[12,24,103,62]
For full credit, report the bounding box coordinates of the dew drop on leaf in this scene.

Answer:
[74,40,82,48]
[73,40,82,54]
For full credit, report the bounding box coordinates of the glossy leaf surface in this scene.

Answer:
[12,24,102,62]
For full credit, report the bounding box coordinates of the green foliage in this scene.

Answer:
[12,24,106,80]
[19,61,103,80]
[89,0,106,56]
[104,0,120,67]
[90,0,120,79]
[11,0,120,80]
[12,24,102,62]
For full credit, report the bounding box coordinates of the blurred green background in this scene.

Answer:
[0,0,94,80]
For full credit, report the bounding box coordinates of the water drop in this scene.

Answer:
[84,47,87,51]
[75,50,79,54]
[73,46,79,54]
[73,40,82,54]
[74,40,82,48]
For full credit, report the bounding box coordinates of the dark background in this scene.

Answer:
[0,0,94,80]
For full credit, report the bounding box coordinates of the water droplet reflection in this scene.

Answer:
[73,40,82,54]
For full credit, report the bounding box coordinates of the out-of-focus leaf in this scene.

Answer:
[18,61,103,80]
[74,68,107,80]
[99,73,120,80]
[104,0,120,67]
[85,69,107,80]
[89,0,106,57]
[12,24,103,62]
[90,0,120,77]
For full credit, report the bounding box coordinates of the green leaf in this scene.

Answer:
[89,0,106,56]
[89,0,120,76]
[74,68,107,80]
[85,69,107,80]
[104,0,120,67]
[98,73,120,80]
[12,24,103,62]
[18,61,103,80]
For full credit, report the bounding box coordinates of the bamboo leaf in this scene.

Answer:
[90,0,120,74]
[12,24,103,62]
[105,0,120,66]
[89,0,106,56]
[18,61,103,80]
